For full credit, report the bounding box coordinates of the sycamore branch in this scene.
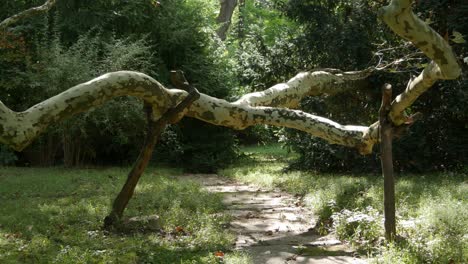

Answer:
[0,0,57,31]
[235,69,372,108]
[379,0,461,125]
[0,71,377,154]
[0,0,460,158]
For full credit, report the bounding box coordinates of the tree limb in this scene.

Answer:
[0,0,57,31]
[235,68,373,108]
[0,0,460,158]
[379,0,461,125]
[0,70,377,155]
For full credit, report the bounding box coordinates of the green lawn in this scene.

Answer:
[221,144,468,263]
[1,145,466,263]
[0,167,238,263]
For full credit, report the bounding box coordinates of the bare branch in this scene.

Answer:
[379,0,461,125]
[0,0,57,30]
[235,69,373,108]
[0,71,377,154]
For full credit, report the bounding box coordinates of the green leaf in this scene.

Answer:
[450,31,466,44]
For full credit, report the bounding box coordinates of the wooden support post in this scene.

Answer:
[103,71,200,229]
[379,83,396,241]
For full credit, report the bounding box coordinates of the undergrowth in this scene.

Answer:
[221,144,468,263]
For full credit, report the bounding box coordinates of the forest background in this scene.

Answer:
[1,1,467,263]
[0,0,466,172]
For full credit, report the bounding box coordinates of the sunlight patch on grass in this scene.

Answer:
[0,166,233,263]
[221,144,468,263]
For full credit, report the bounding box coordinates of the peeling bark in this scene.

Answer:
[0,0,57,30]
[235,69,373,108]
[379,0,461,125]
[0,70,377,155]
[0,0,461,160]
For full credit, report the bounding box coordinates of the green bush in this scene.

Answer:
[0,145,17,166]
[178,120,239,173]
[1,0,240,170]
[16,29,153,166]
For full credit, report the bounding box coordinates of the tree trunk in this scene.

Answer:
[379,84,396,241]
[216,0,237,40]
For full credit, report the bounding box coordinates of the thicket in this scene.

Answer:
[0,0,238,171]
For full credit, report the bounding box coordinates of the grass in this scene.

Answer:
[1,145,466,263]
[0,166,237,263]
[221,144,468,263]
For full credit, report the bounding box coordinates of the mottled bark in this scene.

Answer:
[216,0,237,40]
[0,0,461,159]
[379,84,396,241]
[235,69,373,108]
[379,0,461,125]
[0,0,57,30]
[0,70,377,155]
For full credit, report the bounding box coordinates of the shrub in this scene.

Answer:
[0,145,17,166]
[332,206,383,252]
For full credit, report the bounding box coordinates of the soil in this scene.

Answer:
[180,174,367,264]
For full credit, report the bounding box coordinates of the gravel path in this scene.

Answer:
[180,174,367,264]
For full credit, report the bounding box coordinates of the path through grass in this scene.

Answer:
[221,144,467,263]
[1,145,466,263]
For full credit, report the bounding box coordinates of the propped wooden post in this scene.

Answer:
[103,71,200,229]
[379,83,396,241]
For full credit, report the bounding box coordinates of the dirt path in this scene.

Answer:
[180,174,367,264]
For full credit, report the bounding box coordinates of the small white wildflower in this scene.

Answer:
[87,230,99,238]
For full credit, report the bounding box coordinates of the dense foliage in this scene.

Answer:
[0,0,239,171]
[1,0,466,173]
[229,0,467,172]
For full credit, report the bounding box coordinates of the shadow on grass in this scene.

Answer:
[0,167,231,264]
